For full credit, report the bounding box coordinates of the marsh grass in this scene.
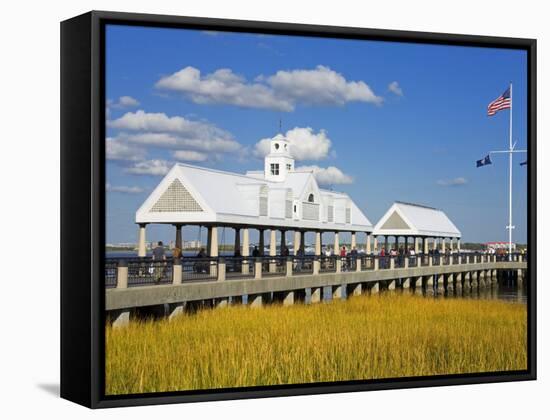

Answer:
[105,293,526,395]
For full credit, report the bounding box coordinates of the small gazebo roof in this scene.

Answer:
[373,201,461,238]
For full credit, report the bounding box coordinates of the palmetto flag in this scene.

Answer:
[476,154,492,167]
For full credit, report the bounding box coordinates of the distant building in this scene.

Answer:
[486,241,516,251]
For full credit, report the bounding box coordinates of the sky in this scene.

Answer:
[105,24,528,246]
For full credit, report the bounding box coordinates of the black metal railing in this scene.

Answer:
[224,257,255,279]
[261,256,287,277]
[126,257,173,286]
[293,255,314,275]
[181,257,218,282]
[319,255,337,273]
[105,251,525,288]
[105,260,118,288]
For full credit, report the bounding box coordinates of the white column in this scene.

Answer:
[138,224,147,257]
[334,232,339,255]
[351,232,357,250]
[315,231,321,255]
[441,237,446,252]
[423,237,428,254]
[457,239,461,252]
[294,231,301,255]
[242,228,249,257]
[209,226,218,257]
[373,237,378,252]
[269,229,277,256]
[415,237,420,253]
[366,233,371,254]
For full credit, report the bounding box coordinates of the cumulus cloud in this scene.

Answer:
[388,81,403,96]
[155,65,382,111]
[108,95,140,108]
[106,183,145,194]
[106,137,146,161]
[172,150,208,162]
[108,110,241,154]
[296,165,353,185]
[253,127,332,161]
[436,177,468,187]
[124,159,172,176]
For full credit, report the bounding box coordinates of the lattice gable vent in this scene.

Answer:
[151,179,203,212]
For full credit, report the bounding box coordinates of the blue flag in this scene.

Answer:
[476,154,492,167]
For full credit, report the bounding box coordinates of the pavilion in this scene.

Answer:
[372,201,461,253]
[135,132,374,257]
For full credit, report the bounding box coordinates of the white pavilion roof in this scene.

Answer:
[373,201,461,238]
[136,163,373,232]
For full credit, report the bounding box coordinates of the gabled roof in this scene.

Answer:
[136,163,373,231]
[373,201,461,238]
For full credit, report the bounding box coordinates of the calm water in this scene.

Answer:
[106,251,527,304]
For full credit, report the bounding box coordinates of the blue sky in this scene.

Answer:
[105,24,528,246]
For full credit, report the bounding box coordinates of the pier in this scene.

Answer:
[105,252,527,326]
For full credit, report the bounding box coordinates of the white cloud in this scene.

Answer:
[296,165,353,185]
[155,65,382,111]
[125,159,172,176]
[172,150,208,162]
[106,137,146,161]
[156,67,293,111]
[108,95,140,108]
[436,177,468,187]
[109,110,241,154]
[267,66,382,106]
[106,183,145,194]
[388,81,403,96]
[253,127,332,161]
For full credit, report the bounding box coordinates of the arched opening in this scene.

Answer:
[308,193,314,203]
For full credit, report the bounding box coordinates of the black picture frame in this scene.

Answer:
[60,10,537,409]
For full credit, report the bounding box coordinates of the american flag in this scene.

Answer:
[487,87,511,116]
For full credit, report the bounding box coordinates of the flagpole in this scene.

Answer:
[508,82,513,260]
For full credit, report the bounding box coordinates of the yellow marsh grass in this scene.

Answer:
[105,293,527,395]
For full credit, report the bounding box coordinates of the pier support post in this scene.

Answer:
[370,281,380,294]
[217,258,225,282]
[254,258,262,279]
[167,303,185,320]
[349,283,362,296]
[356,257,362,272]
[436,274,445,294]
[282,291,295,306]
[390,257,395,270]
[425,275,434,296]
[455,272,463,292]
[310,287,321,303]
[447,274,454,294]
[111,310,130,328]
[414,277,423,295]
[215,297,229,308]
[374,257,379,271]
[286,257,293,277]
[402,277,411,290]
[172,259,182,285]
[332,285,343,299]
[388,279,396,290]
[249,294,263,308]
[116,260,128,289]
[471,271,479,288]
[138,223,147,257]
[336,258,342,273]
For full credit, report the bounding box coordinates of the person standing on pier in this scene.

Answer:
[152,241,166,283]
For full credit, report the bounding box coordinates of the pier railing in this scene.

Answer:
[105,252,526,289]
